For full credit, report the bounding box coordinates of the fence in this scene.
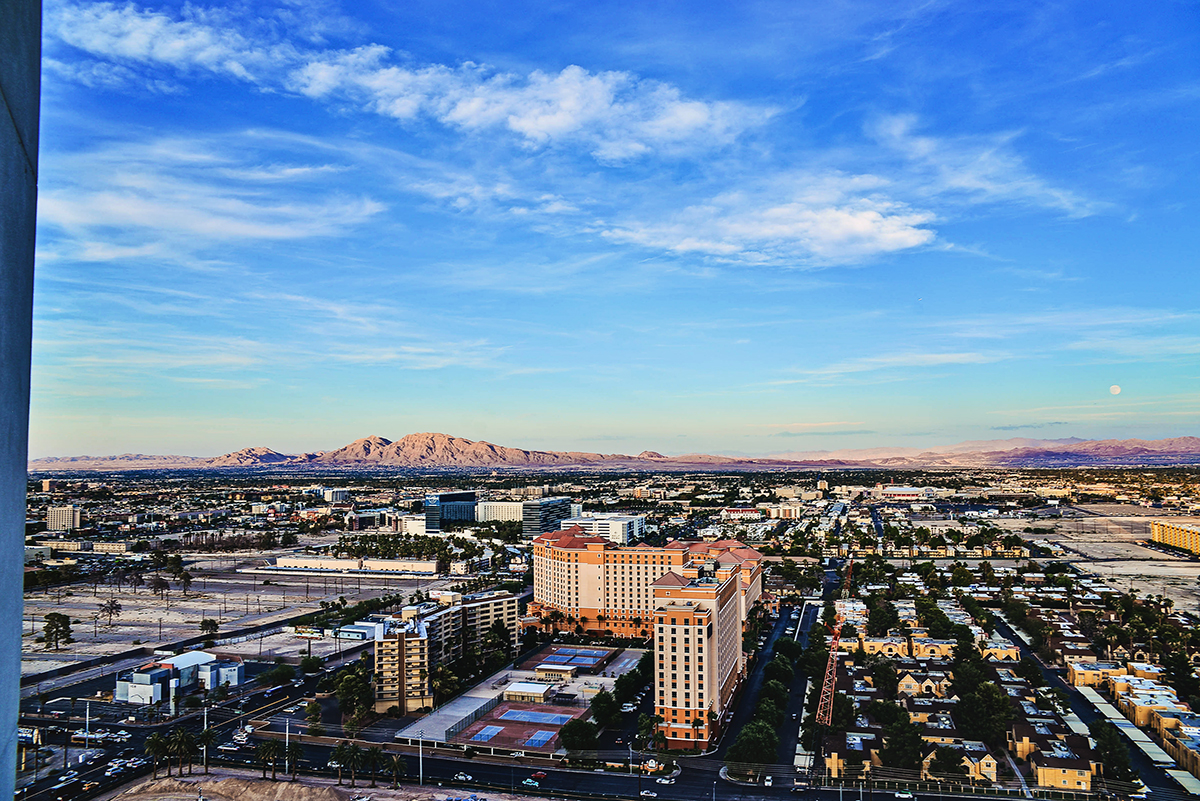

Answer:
[445,696,501,740]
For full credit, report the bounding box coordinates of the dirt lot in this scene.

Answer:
[22,553,451,676]
[1021,505,1200,613]
[106,768,541,801]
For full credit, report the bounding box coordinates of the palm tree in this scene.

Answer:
[390,754,407,788]
[332,742,348,785]
[345,742,364,788]
[168,727,196,775]
[196,728,216,774]
[145,733,168,778]
[256,739,280,780]
[286,741,304,781]
[365,746,384,787]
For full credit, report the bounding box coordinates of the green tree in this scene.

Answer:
[1088,719,1138,783]
[929,745,967,779]
[957,682,1012,747]
[590,688,621,729]
[365,746,384,787]
[763,654,794,685]
[880,716,925,771]
[873,658,899,698]
[287,741,305,781]
[199,618,220,636]
[196,728,216,774]
[344,742,363,788]
[256,739,280,780]
[727,719,778,765]
[560,718,599,757]
[390,754,407,788]
[145,732,169,778]
[168,727,197,775]
[43,612,73,650]
[99,599,122,626]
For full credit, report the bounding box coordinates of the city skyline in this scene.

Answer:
[32,0,1200,459]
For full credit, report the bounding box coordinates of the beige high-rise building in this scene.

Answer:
[526,527,762,638]
[652,566,744,750]
[47,505,81,532]
[373,589,520,713]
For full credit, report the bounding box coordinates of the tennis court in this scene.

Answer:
[470,725,504,742]
[523,731,555,748]
[451,700,588,753]
[517,643,622,673]
[500,709,574,725]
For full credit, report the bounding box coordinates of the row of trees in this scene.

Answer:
[727,639,802,764]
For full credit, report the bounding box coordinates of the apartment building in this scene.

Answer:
[651,566,744,750]
[373,589,520,713]
[526,527,763,637]
[425,491,477,532]
[1151,519,1200,555]
[47,505,81,532]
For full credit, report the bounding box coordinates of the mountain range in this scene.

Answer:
[27,432,1200,472]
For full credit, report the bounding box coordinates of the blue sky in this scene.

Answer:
[30,0,1200,458]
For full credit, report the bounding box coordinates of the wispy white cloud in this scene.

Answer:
[37,135,384,256]
[600,174,937,265]
[47,1,774,163]
[868,114,1102,216]
[750,420,866,429]
[802,350,1005,376]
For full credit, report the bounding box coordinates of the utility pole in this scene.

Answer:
[417,730,424,785]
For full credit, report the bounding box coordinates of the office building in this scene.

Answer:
[425,490,477,532]
[373,589,520,713]
[522,496,572,539]
[652,566,743,750]
[47,505,81,532]
[476,500,525,522]
[323,488,350,502]
[527,528,762,639]
[561,513,646,545]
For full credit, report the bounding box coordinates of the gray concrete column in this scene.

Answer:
[0,0,41,795]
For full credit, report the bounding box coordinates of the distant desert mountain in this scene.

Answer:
[28,453,208,470]
[306,432,619,467]
[206,446,295,467]
[27,433,1200,472]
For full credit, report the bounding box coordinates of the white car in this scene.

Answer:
[894,792,914,800]
[455,773,473,782]
[640,792,658,798]
[656,778,675,785]
[764,776,773,787]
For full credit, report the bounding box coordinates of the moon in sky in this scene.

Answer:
[1110,385,1122,395]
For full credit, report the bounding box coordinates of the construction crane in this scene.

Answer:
[815,559,854,727]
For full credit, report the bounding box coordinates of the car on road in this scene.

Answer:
[894,792,914,800]
[656,777,675,785]
[81,782,100,793]
[764,777,773,787]
[455,773,473,782]
[531,772,547,779]
[614,737,624,744]
[521,779,539,788]
[640,791,657,798]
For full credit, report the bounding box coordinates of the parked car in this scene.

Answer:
[656,777,675,785]
[894,792,914,800]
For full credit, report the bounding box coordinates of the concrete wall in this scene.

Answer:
[1,0,40,796]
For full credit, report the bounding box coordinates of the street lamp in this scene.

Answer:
[417,730,425,785]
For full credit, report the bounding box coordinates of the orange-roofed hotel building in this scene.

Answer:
[526,526,764,749]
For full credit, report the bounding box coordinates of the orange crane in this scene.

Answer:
[815,559,854,727]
